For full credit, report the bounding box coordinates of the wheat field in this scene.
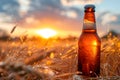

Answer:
[0,34,120,80]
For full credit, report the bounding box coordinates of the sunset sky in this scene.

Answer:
[0,0,120,37]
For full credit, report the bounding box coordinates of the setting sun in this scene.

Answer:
[36,28,57,39]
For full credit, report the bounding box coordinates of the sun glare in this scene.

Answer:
[36,28,57,39]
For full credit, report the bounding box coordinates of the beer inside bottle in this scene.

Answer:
[78,4,101,77]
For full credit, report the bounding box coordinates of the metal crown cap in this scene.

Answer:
[84,4,95,12]
[85,4,95,9]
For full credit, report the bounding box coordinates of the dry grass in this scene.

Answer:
[0,35,120,80]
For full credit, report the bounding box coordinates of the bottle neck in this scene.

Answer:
[83,11,96,31]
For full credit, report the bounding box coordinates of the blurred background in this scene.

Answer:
[0,0,120,39]
[0,1,120,79]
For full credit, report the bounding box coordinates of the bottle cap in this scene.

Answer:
[84,4,95,12]
[85,4,95,9]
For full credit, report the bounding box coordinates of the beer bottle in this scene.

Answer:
[78,4,101,77]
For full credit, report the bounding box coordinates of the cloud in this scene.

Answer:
[0,0,20,22]
[1,0,120,35]
[61,0,103,6]
[18,0,31,16]
[61,7,83,19]
[29,0,63,12]
[25,16,36,24]
[111,14,120,25]
[96,11,120,34]
[17,0,83,31]
[28,0,82,18]
[100,12,117,25]
[0,13,13,23]
[108,14,120,32]
[0,0,83,29]
[61,10,78,18]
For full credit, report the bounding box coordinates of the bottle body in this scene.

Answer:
[78,5,101,77]
[78,30,101,77]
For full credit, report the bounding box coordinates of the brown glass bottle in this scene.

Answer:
[78,5,101,77]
